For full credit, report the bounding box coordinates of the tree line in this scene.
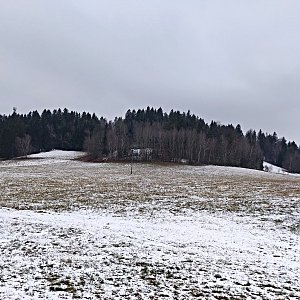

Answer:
[0,107,299,173]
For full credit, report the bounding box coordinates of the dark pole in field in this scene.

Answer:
[130,149,133,175]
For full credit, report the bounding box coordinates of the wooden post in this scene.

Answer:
[130,149,133,175]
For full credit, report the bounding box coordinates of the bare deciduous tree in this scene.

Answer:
[15,134,32,157]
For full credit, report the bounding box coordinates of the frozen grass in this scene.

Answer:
[0,154,299,299]
[1,159,299,223]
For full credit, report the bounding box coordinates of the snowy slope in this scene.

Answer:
[263,161,289,175]
[27,149,85,160]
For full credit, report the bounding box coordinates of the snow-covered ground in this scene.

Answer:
[5,150,85,168]
[263,161,289,175]
[0,208,299,300]
[0,152,299,299]
[27,149,85,160]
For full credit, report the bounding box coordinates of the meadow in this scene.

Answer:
[0,151,299,299]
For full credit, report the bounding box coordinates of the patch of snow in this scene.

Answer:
[1,150,86,167]
[263,161,289,175]
[27,150,85,160]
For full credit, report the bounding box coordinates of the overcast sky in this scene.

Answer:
[0,1,299,143]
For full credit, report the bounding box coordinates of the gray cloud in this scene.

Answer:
[0,0,299,143]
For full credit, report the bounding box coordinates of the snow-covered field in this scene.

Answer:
[0,151,299,299]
